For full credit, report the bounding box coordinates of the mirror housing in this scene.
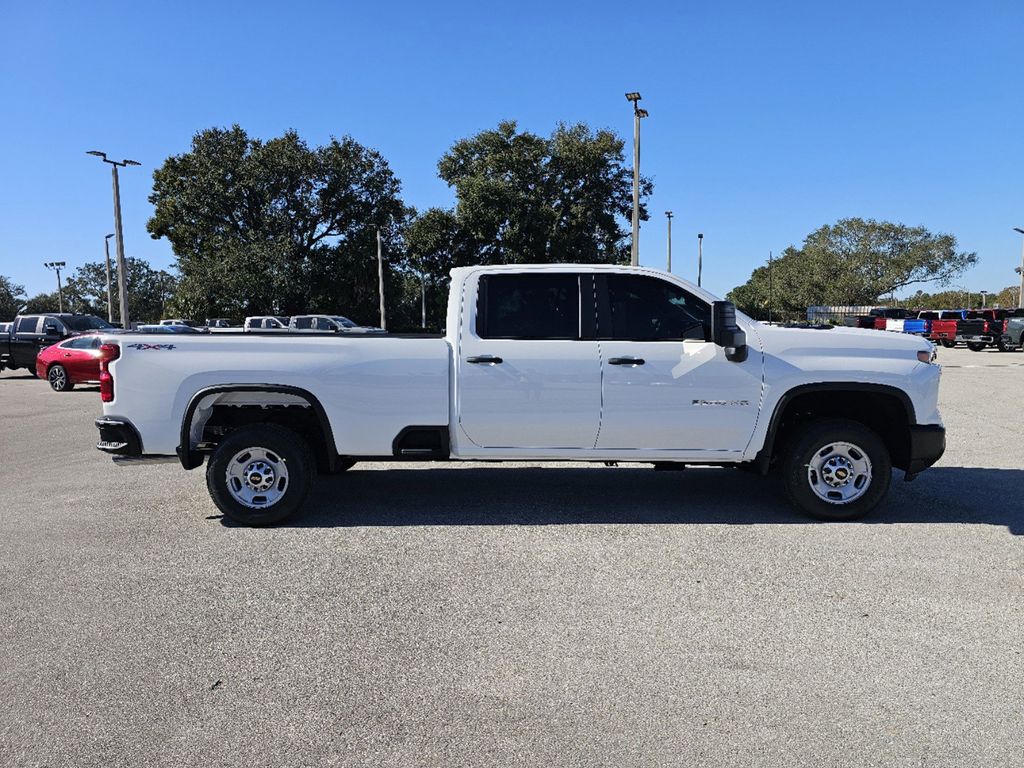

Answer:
[711,301,748,362]
[44,326,62,338]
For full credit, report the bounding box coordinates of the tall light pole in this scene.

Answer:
[625,92,647,267]
[1014,227,1024,309]
[665,211,673,272]
[44,262,66,313]
[87,151,140,328]
[421,272,427,329]
[768,250,774,324]
[376,228,386,330]
[980,290,989,309]
[103,233,115,323]
[697,233,704,287]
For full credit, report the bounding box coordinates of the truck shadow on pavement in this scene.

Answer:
[284,466,1024,534]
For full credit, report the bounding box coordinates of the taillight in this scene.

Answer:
[99,343,120,402]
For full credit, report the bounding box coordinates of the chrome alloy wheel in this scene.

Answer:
[49,366,66,389]
[806,441,873,505]
[225,447,289,509]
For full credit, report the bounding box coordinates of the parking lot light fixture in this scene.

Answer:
[625,92,647,267]
[665,211,673,272]
[88,150,140,327]
[44,261,67,313]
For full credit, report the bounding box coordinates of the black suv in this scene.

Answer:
[1,313,113,375]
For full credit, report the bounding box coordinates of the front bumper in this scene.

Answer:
[95,417,142,456]
[906,424,945,478]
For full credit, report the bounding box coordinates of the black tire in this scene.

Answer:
[27,366,38,378]
[940,340,956,348]
[206,424,314,526]
[47,364,74,391]
[781,418,892,521]
[996,338,1011,352]
[966,342,987,352]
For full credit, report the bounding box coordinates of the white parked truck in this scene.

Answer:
[94,264,945,526]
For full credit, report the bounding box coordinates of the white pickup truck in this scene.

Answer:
[94,264,945,526]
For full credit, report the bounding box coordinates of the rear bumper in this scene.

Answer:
[906,424,945,477]
[95,417,143,456]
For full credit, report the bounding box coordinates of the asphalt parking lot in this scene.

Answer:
[1,345,1022,767]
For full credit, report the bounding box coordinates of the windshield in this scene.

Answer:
[65,316,112,331]
[331,316,357,328]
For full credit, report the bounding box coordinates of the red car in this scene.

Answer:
[35,334,107,391]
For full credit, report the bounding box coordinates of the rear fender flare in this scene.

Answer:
[177,384,337,471]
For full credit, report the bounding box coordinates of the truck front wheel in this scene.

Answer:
[206,424,314,526]
[781,419,891,521]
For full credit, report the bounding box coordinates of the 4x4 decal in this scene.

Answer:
[125,343,176,350]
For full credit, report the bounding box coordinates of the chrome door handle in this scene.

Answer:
[467,355,503,364]
[608,357,645,366]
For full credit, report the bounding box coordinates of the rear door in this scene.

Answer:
[594,273,763,452]
[11,316,42,367]
[456,271,602,449]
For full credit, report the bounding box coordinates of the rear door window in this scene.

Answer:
[476,273,580,339]
[16,317,40,334]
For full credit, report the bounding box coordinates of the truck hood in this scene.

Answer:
[752,322,932,358]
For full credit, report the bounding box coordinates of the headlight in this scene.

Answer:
[917,349,936,364]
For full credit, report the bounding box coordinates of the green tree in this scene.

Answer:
[0,276,26,319]
[64,257,178,324]
[21,292,61,314]
[728,219,978,319]
[147,125,407,321]
[431,120,650,265]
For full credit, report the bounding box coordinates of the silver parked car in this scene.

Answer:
[288,315,384,334]
[243,316,291,332]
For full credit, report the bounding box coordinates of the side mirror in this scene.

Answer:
[44,326,61,338]
[711,301,748,362]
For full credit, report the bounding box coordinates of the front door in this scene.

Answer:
[594,274,763,453]
[457,271,602,450]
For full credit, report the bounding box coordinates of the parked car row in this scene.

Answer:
[1,310,383,391]
[242,315,385,334]
[845,307,1024,352]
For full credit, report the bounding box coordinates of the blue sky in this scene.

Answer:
[1,0,1021,302]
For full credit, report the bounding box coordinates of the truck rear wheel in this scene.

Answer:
[206,424,314,526]
[939,340,955,348]
[781,419,891,521]
[966,342,987,352]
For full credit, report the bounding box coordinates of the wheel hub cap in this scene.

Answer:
[807,441,873,505]
[225,447,289,509]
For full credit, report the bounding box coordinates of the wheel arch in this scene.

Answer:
[178,384,337,471]
[754,383,916,474]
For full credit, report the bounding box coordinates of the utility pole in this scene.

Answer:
[980,290,988,309]
[665,211,673,272]
[625,92,647,267]
[376,228,386,330]
[697,233,704,287]
[768,250,773,324]
[1014,228,1024,309]
[421,272,427,329]
[103,233,115,323]
[44,262,66,313]
[87,151,140,328]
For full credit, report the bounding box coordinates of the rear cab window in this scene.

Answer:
[476,273,581,339]
[16,317,41,334]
